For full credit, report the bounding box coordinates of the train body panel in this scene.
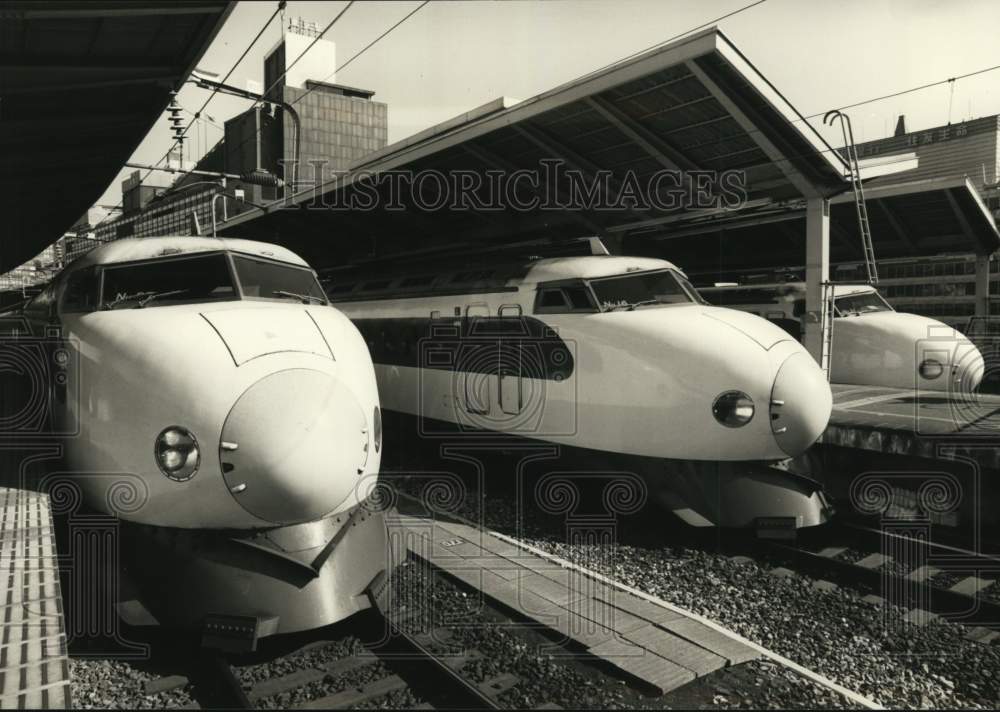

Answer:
[830,310,984,391]
[364,306,824,461]
[328,254,834,528]
[701,281,985,392]
[18,236,388,638]
[57,301,379,529]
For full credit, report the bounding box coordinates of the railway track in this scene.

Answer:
[167,609,505,710]
[734,519,1000,635]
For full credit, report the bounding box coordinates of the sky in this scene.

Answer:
[93,0,1000,215]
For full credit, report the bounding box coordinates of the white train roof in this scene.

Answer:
[702,281,876,298]
[70,237,310,270]
[523,256,680,284]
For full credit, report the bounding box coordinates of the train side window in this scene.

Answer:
[564,287,595,310]
[61,268,99,313]
[535,282,598,314]
[538,289,567,309]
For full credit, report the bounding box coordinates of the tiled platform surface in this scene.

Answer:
[822,383,1000,467]
[389,515,758,695]
[0,487,70,709]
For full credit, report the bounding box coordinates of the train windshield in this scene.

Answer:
[834,291,893,316]
[588,269,698,311]
[101,253,238,309]
[231,255,327,304]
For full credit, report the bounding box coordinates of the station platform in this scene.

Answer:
[0,486,70,708]
[821,383,1000,468]
[389,514,758,695]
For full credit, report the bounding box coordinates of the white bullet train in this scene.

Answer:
[700,281,985,392]
[324,254,835,530]
[16,236,387,644]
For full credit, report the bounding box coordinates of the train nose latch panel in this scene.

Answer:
[219,368,368,525]
[770,352,833,457]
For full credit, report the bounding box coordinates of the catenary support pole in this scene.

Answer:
[974,252,991,317]
[804,197,831,365]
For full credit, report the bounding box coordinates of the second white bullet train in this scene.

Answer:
[324,254,835,530]
[700,281,985,392]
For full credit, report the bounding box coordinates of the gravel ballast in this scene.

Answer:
[387,553,859,709]
[389,476,1000,710]
[70,470,1000,709]
[70,658,194,709]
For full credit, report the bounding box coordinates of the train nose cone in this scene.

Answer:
[953,344,985,393]
[769,352,832,457]
[220,369,369,524]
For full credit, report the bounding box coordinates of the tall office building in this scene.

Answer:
[93,16,388,243]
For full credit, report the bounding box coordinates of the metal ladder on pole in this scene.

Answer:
[824,109,879,285]
[819,281,836,380]
[816,110,880,380]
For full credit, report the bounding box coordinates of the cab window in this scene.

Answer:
[538,289,568,309]
[834,291,893,316]
[534,282,598,314]
[232,254,327,303]
[101,253,237,309]
[588,269,693,311]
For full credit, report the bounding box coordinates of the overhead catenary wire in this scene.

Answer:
[96,2,1000,233]
[807,63,1000,122]
[256,1,355,105]
[291,0,430,107]
[162,0,431,212]
[306,58,1000,200]
[718,60,1000,176]
[573,0,769,85]
[146,0,364,199]
[92,1,287,231]
[219,1,430,175]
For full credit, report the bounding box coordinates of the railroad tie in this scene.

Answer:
[296,673,408,709]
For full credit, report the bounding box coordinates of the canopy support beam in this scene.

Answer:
[804,197,830,365]
[975,254,991,318]
[685,59,823,200]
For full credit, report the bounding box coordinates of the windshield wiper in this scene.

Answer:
[273,289,326,304]
[103,290,156,310]
[626,299,660,310]
[137,289,190,308]
[602,298,660,312]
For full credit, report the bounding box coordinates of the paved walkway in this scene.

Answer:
[0,486,70,708]
[389,514,758,695]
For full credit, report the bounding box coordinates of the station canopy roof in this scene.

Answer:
[0,0,233,272]
[626,176,1000,277]
[221,27,854,266]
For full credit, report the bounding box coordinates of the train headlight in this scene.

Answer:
[373,406,382,453]
[712,391,755,428]
[155,426,200,481]
[919,359,944,380]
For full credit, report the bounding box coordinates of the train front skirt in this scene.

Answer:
[116,502,392,651]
